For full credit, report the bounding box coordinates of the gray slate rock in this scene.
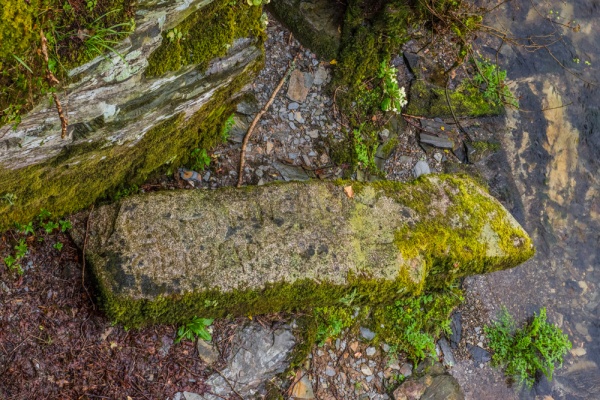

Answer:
[360,327,376,341]
[449,312,462,349]
[413,160,431,178]
[273,161,309,181]
[467,344,491,364]
[437,338,455,367]
[176,323,295,400]
[419,133,454,149]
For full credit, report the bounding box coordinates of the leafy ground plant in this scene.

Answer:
[485,307,571,388]
[377,60,407,114]
[175,317,214,343]
[472,57,519,108]
[372,289,462,363]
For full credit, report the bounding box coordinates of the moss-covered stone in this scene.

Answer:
[406,80,503,118]
[268,0,344,60]
[0,0,265,230]
[75,175,534,327]
[0,53,263,230]
[145,0,265,78]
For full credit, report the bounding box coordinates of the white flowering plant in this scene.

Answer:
[377,61,407,114]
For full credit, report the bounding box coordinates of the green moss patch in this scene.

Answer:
[0,0,135,126]
[144,0,265,78]
[405,80,503,118]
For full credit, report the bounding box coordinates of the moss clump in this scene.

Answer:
[288,289,462,367]
[0,56,263,230]
[144,0,265,78]
[0,0,135,126]
[371,288,462,363]
[344,175,534,293]
[406,80,503,118]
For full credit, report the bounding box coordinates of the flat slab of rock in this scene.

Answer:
[76,176,534,326]
[419,133,454,149]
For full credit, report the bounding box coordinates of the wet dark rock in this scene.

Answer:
[419,133,454,149]
[467,344,491,364]
[268,0,343,59]
[449,312,462,349]
[453,144,467,163]
[272,161,310,181]
[403,52,421,77]
[556,361,600,397]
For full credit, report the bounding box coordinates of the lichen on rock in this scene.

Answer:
[75,175,534,327]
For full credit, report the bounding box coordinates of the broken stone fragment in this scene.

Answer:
[419,133,454,149]
[287,69,313,102]
[77,176,534,326]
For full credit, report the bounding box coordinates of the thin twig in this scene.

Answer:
[41,29,69,138]
[52,93,68,139]
[237,54,298,187]
[40,30,60,86]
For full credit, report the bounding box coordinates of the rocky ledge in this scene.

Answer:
[73,176,534,326]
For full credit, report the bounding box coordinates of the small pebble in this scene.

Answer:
[366,347,376,357]
[361,365,373,376]
[288,102,299,110]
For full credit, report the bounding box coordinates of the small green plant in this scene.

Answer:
[59,220,72,232]
[485,307,571,389]
[471,57,518,108]
[17,221,35,235]
[246,0,270,6]
[114,184,139,201]
[314,306,355,346]
[86,0,97,12]
[377,61,407,114]
[175,317,214,343]
[1,193,17,206]
[38,209,52,221]
[352,125,377,170]
[221,114,235,142]
[53,242,64,251]
[166,28,183,43]
[372,290,461,363]
[3,255,22,274]
[14,239,28,258]
[190,148,211,171]
[42,221,59,234]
